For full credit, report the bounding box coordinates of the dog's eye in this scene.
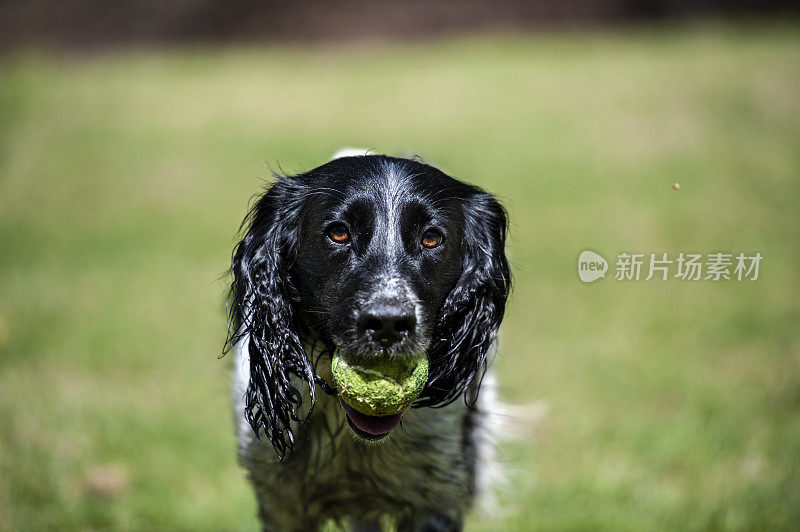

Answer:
[421,228,443,249]
[327,223,350,244]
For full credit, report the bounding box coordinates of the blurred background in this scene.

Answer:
[1,1,799,530]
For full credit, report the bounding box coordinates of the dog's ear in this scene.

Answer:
[420,190,511,408]
[225,176,314,458]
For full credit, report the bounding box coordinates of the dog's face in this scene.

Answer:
[227,156,510,455]
[293,160,465,359]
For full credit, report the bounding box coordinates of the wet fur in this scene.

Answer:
[226,155,510,531]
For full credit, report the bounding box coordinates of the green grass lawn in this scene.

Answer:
[1,21,799,530]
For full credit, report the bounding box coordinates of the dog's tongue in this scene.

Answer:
[340,400,404,435]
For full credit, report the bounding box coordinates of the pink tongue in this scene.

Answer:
[340,400,404,435]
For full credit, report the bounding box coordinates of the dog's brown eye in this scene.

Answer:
[421,228,443,249]
[327,224,350,244]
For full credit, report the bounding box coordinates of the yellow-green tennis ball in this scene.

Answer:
[331,350,428,417]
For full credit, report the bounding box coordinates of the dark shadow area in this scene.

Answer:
[1,0,799,50]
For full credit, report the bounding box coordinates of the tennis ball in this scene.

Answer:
[331,350,428,417]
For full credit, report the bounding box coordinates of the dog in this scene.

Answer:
[226,154,511,531]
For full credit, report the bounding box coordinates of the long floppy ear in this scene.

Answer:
[419,191,511,408]
[224,176,314,458]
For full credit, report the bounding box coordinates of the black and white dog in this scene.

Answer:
[226,154,510,531]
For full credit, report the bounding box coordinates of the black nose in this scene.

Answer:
[358,304,416,346]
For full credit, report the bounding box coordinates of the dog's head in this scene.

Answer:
[227,155,510,456]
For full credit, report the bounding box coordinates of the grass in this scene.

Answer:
[1,21,799,530]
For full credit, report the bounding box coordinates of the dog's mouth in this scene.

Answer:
[340,400,404,441]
